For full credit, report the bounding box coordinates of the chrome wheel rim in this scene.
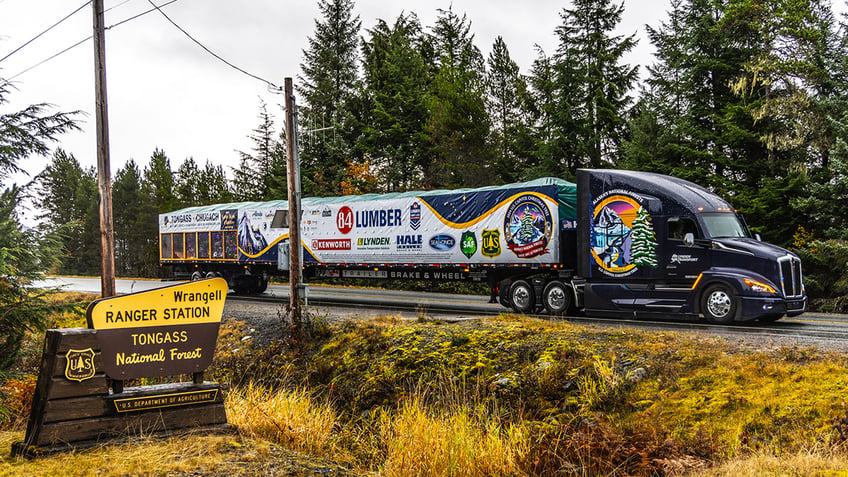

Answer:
[707,290,732,318]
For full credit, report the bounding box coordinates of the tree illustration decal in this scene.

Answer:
[630,206,658,268]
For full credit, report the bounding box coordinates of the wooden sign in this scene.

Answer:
[86,278,227,380]
[12,279,231,456]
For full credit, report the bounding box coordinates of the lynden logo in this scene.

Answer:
[65,348,96,382]
[429,234,455,251]
[358,237,391,246]
[312,239,351,250]
[410,202,421,230]
[397,234,423,250]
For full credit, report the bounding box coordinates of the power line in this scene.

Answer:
[145,0,282,91]
[6,0,179,81]
[0,1,91,64]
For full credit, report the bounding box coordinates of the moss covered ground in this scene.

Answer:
[5,303,848,475]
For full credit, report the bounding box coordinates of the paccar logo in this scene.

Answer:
[429,234,455,251]
[397,234,422,250]
[312,239,351,250]
[410,202,421,230]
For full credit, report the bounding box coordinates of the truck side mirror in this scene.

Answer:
[755,233,762,242]
[683,233,695,247]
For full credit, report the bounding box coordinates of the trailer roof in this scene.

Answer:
[164,177,578,219]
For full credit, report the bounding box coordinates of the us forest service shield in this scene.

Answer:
[65,348,96,382]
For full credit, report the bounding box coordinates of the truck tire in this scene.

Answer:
[510,280,535,314]
[701,284,737,324]
[190,271,202,281]
[206,271,218,279]
[542,280,572,315]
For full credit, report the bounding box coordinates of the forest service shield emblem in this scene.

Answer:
[481,229,501,258]
[65,348,96,382]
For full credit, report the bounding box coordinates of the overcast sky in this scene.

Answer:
[1,0,846,189]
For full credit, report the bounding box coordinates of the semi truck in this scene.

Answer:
[158,169,806,323]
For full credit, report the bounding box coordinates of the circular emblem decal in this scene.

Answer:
[590,194,658,276]
[336,206,353,234]
[503,194,552,259]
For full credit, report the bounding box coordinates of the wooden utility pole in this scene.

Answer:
[284,78,302,329]
[93,0,116,298]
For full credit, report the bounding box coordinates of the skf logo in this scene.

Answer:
[481,229,501,258]
[65,348,96,382]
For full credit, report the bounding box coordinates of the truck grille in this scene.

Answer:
[778,256,803,298]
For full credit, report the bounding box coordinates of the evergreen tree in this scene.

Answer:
[424,7,492,188]
[232,100,287,201]
[35,149,99,274]
[0,78,78,370]
[197,160,233,205]
[359,13,431,191]
[550,0,638,170]
[113,160,157,276]
[143,148,178,213]
[486,36,533,183]
[630,207,658,268]
[174,157,201,208]
[298,0,362,195]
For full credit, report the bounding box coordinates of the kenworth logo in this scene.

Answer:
[429,234,455,251]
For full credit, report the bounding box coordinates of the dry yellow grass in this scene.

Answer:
[225,383,338,456]
[378,398,528,477]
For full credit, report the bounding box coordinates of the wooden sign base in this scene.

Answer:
[12,328,229,457]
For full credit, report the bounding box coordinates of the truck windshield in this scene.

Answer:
[701,213,751,239]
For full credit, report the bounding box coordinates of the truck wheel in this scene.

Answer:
[190,271,202,281]
[542,281,571,315]
[497,278,513,308]
[510,280,535,314]
[205,271,218,279]
[701,284,737,324]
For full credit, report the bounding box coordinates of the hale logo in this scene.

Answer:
[481,229,501,258]
[461,231,477,259]
[410,202,421,230]
[65,348,95,382]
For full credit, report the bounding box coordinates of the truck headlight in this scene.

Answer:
[744,278,777,294]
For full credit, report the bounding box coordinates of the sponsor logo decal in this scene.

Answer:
[410,202,421,230]
[322,207,332,217]
[356,209,402,228]
[312,239,352,250]
[357,237,391,249]
[504,194,552,259]
[429,234,455,251]
[397,234,423,250]
[670,254,698,264]
[590,193,658,277]
[337,206,353,234]
[461,231,477,259]
[65,348,96,382]
[481,229,501,258]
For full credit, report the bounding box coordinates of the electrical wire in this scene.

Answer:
[6,0,179,81]
[0,1,91,64]
[145,0,282,91]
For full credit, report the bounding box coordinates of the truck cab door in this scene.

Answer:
[665,217,710,284]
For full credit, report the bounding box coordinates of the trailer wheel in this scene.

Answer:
[701,284,737,324]
[205,271,218,279]
[190,271,203,281]
[542,281,571,315]
[510,280,535,314]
